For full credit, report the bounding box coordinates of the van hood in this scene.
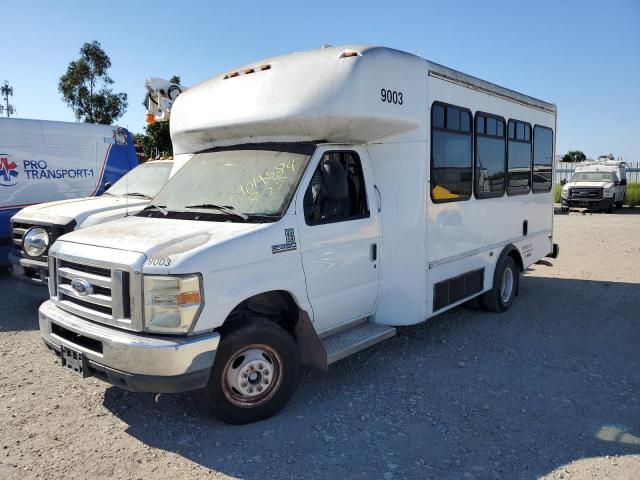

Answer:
[13,195,148,226]
[564,181,612,189]
[56,215,261,256]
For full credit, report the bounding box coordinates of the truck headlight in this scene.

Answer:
[603,188,614,197]
[23,227,50,257]
[561,187,570,199]
[143,274,203,334]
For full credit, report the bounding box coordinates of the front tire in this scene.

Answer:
[205,318,301,424]
[481,255,519,313]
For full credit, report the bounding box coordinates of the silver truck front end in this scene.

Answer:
[39,241,219,393]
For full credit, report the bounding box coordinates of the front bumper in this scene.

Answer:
[561,196,614,210]
[9,251,49,287]
[39,300,219,393]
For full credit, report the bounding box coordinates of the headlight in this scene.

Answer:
[603,188,614,197]
[143,274,203,334]
[23,227,50,257]
[561,186,570,199]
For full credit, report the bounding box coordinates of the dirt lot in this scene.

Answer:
[1,208,639,480]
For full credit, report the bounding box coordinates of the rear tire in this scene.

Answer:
[204,317,301,424]
[481,255,519,313]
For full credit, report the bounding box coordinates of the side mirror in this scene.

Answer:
[103,182,112,191]
[614,180,620,186]
[620,179,627,186]
[560,179,567,186]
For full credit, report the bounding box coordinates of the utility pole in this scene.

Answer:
[0,80,16,118]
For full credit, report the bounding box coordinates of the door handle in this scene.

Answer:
[370,243,377,261]
[373,184,382,213]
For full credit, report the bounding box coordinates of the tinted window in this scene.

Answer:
[507,118,532,195]
[433,105,445,129]
[431,103,472,202]
[447,107,460,130]
[533,126,553,193]
[304,151,369,225]
[475,114,506,198]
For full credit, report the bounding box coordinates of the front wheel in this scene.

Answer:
[204,318,301,424]
[481,255,519,313]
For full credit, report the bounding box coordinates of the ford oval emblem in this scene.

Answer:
[70,278,93,296]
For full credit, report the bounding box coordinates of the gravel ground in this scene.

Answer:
[1,207,639,480]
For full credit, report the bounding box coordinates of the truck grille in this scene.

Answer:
[570,187,602,200]
[12,222,35,253]
[53,258,135,331]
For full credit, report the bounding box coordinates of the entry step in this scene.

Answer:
[323,321,396,365]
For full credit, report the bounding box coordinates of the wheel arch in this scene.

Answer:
[221,290,327,371]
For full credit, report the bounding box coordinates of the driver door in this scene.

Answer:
[295,146,380,333]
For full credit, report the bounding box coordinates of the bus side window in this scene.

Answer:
[532,126,553,193]
[430,102,473,203]
[507,120,532,195]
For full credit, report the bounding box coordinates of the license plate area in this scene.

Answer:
[61,345,90,378]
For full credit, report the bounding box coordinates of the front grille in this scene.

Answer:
[53,257,134,330]
[570,187,602,200]
[11,222,33,252]
[11,219,75,260]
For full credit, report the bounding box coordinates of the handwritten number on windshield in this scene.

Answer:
[229,159,296,205]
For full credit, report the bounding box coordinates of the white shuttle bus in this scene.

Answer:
[38,45,558,424]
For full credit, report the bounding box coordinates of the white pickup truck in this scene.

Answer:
[10,160,173,286]
[560,161,627,213]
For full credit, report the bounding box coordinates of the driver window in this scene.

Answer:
[304,151,369,225]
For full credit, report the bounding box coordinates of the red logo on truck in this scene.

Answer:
[0,154,19,187]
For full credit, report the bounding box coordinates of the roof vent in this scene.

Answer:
[339,50,361,59]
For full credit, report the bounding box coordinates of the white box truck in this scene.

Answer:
[9,159,174,286]
[0,118,138,266]
[560,160,627,212]
[37,45,558,424]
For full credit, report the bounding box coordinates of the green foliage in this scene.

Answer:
[554,184,562,203]
[58,41,127,124]
[140,121,173,157]
[625,183,640,206]
[562,150,586,163]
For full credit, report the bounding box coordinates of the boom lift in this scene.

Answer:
[144,77,186,124]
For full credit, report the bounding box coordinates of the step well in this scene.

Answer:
[322,321,396,365]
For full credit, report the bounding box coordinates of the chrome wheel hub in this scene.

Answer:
[222,345,282,407]
[500,267,514,303]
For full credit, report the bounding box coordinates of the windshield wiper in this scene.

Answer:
[143,204,168,216]
[122,192,153,199]
[185,203,248,221]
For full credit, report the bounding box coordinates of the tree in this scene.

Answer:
[139,75,181,157]
[59,41,128,124]
[562,150,587,163]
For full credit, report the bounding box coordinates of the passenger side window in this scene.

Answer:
[431,102,473,203]
[532,126,553,193]
[475,113,506,198]
[507,119,532,195]
[304,151,369,225]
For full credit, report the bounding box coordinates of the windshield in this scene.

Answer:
[148,147,311,220]
[571,171,615,183]
[105,162,173,198]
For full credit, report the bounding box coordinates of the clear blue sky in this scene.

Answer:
[3,0,639,160]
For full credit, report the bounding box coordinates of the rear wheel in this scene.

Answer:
[481,255,519,313]
[204,318,301,424]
